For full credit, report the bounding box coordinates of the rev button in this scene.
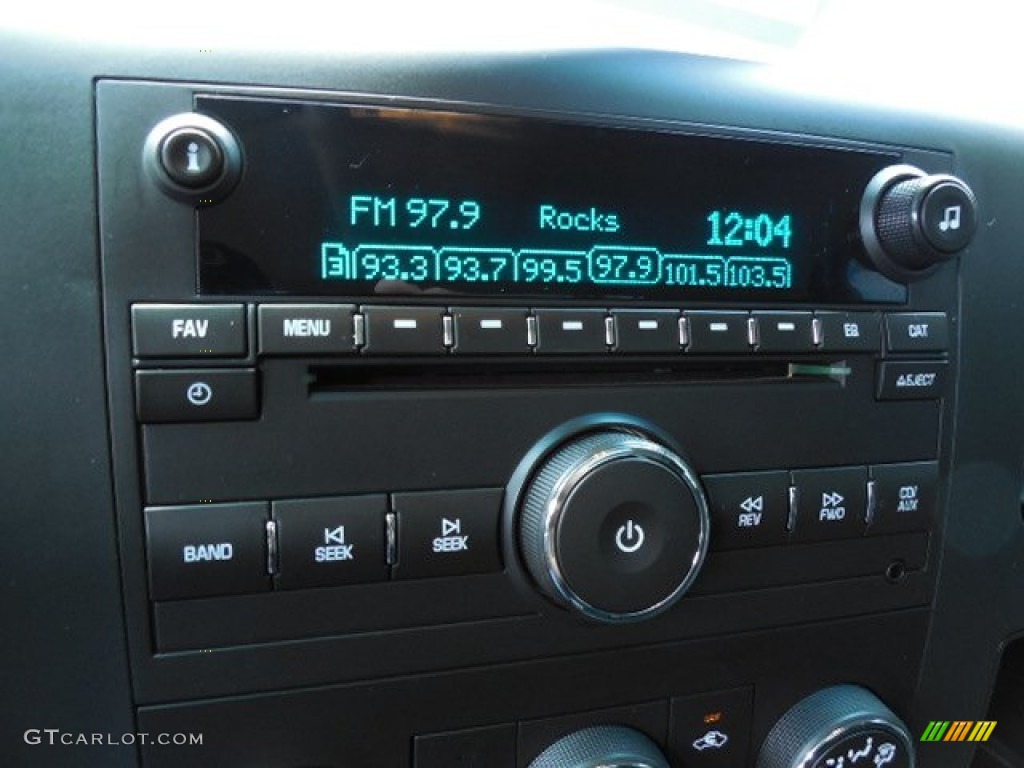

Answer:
[703,471,790,550]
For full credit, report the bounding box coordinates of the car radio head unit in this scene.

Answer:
[194,96,907,303]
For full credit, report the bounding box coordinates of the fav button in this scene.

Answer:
[131,303,246,358]
[392,489,503,579]
[135,369,259,423]
[791,466,868,542]
[144,502,269,600]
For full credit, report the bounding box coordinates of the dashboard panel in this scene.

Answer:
[3,18,1024,768]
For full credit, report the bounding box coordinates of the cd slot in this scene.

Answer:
[307,359,810,393]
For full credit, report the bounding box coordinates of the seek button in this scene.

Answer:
[393,489,503,579]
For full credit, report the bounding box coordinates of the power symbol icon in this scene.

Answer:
[615,520,645,554]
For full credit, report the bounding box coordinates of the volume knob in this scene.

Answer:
[517,428,709,623]
[859,164,977,282]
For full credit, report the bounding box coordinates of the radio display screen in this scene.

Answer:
[197,96,906,304]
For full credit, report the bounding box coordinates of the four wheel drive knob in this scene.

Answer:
[860,164,977,282]
[515,428,709,623]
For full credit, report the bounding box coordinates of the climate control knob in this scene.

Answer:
[860,164,977,282]
[757,685,916,768]
[517,428,709,622]
[529,725,669,768]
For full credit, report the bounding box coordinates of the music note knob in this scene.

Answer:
[859,165,977,282]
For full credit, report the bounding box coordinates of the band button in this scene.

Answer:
[145,503,270,600]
